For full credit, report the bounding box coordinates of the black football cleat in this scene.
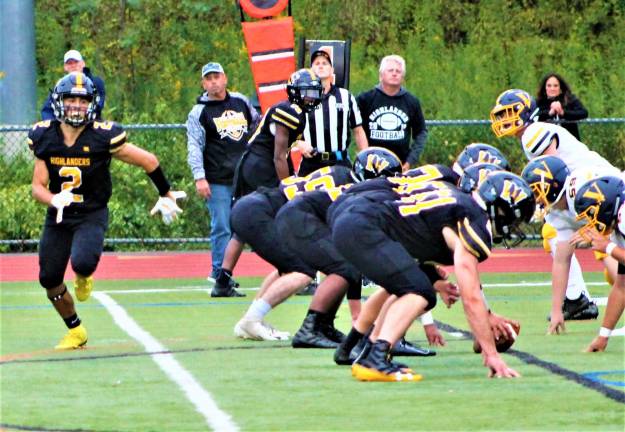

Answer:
[321,316,346,344]
[569,301,599,320]
[390,338,436,357]
[352,341,422,382]
[211,271,245,297]
[547,294,597,321]
[296,281,318,296]
[291,313,338,349]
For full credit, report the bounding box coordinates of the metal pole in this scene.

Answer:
[0,0,37,124]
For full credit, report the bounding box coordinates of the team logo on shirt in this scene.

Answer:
[368,106,408,140]
[213,110,249,141]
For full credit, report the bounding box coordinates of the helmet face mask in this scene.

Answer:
[574,176,625,239]
[521,156,569,217]
[490,89,538,138]
[351,147,402,182]
[477,171,536,248]
[52,72,98,127]
[287,69,323,113]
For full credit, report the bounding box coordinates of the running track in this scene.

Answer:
[0,248,603,282]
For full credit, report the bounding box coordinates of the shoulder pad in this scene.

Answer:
[27,120,54,154]
[271,103,303,130]
[92,121,127,152]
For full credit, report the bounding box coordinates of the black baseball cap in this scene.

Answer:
[310,49,332,66]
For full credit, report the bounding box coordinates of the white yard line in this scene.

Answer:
[93,292,238,432]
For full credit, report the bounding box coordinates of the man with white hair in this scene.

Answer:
[41,49,106,120]
[357,54,428,171]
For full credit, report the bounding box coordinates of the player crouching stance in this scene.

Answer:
[571,176,625,352]
[331,172,535,381]
[29,72,185,350]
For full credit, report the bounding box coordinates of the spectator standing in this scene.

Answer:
[357,55,427,171]
[296,49,368,176]
[536,72,588,140]
[186,62,260,284]
[41,50,106,120]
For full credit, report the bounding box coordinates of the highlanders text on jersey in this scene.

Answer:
[28,119,127,214]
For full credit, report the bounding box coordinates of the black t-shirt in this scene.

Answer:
[357,87,426,162]
[28,119,126,214]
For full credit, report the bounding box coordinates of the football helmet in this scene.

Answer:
[574,176,625,236]
[458,162,502,193]
[352,147,402,182]
[490,89,538,138]
[286,68,323,113]
[477,171,536,247]
[452,143,510,176]
[521,156,570,212]
[51,72,99,127]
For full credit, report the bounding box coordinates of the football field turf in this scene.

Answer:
[1,272,623,431]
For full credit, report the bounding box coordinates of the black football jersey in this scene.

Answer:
[247,101,306,158]
[28,119,127,214]
[381,182,492,264]
[404,164,460,185]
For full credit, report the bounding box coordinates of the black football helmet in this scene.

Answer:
[51,72,99,127]
[574,176,625,236]
[521,156,570,213]
[286,68,323,112]
[477,171,536,247]
[452,143,510,176]
[351,147,402,182]
[458,162,503,193]
[490,89,539,138]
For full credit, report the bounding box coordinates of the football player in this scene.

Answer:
[210,68,323,297]
[232,165,354,341]
[330,171,535,381]
[492,88,621,328]
[571,176,625,352]
[29,72,185,349]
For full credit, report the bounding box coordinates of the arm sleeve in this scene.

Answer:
[406,98,427,165]
[186,105,207,181]
[562,96,588,121]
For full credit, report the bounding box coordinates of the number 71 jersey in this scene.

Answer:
[28,119,127,214]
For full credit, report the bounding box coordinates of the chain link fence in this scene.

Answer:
[2,119,624,250]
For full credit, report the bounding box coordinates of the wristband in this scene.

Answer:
[147,166,171,196]
[599,327,612,338]
[605,242,617,257]
[420,311,434,326]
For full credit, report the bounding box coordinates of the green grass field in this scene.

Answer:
[1,272,624,431]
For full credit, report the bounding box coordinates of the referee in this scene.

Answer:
[296,48,368,176]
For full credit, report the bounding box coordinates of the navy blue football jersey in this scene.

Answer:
[404,163,460,185]
[247,101,306,158]
[28,119,127,213]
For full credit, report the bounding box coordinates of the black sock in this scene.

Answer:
[216,269,232,285]
[342,327,364,352]
[63,314,81,329]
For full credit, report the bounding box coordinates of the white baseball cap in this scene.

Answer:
[201,62,224,77]
[64,49,84,63]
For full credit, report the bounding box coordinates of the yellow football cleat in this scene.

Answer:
[54,324,88,350]
[74,275,93,301]
[351,363,423,382]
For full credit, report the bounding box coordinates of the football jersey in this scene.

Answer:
[381,183,492,264]
[247,101,306,158]
[404,163,460,185]
[522,122,616,172]
[28,119,127,214]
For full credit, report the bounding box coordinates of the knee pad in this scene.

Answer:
[542,223,557,253]
[71,255,98,278]
[40,272,64,290]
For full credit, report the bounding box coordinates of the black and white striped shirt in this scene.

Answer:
[303,85,362,153]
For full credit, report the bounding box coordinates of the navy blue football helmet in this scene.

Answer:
[490,89,538,138]
[51,72,99,127]
[458,162,503,193]
[575,176,625,236]
[521,156,570,212]
[453,143,510,176]
[477,171,536,247]
[286,68,323,113]
[351,147,402,182]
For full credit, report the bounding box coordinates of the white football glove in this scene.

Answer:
[51,189,74,223]
[150,191,187,225]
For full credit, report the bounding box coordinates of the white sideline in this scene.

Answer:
[93,292,238,432]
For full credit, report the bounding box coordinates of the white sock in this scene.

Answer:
[244,299,272,321]
[549,238,589,300]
